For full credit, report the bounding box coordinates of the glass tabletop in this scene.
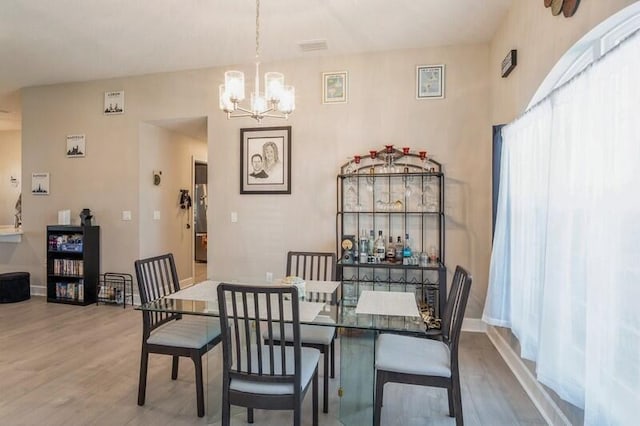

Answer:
[137,292,429,335]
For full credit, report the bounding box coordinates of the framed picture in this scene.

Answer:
[416,65,445,99]
[104,90,124,114]
[322,71,348,104]
[240,126,291,194]
[66,134,86,158]
[31,172,50,195]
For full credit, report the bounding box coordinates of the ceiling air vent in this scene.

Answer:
[298,39,328,52]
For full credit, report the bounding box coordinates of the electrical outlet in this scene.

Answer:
[266,272,273,283]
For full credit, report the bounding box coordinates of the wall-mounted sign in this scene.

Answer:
[31,172,50,195]
[501,50,517,78]
[104,90,124,115]
[66,134,86,158]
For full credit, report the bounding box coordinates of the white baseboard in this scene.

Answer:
[462,317,487,333]
[31,285,46,297]
[486,326,570,426]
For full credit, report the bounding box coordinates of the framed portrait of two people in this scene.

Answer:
[240,126,291,194]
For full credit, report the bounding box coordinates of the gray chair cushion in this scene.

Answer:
[147,316,221,349]
[230,346,320,395]
[375,333,451,378]
[263,315,335,345]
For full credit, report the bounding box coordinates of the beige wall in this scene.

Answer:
[207,46,493,317]
[490,0,637,124]
[138,123,207,281]
[0,130,21,225]
[10,44,492,316]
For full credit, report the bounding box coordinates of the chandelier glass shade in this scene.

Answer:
[219,0,295,122]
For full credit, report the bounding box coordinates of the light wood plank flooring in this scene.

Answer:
[0,298,546,425]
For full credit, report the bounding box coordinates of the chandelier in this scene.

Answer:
[219,0,295,123]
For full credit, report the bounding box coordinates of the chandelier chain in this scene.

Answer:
[255,0,260,62]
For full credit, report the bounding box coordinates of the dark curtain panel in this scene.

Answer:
[492,124,506,240]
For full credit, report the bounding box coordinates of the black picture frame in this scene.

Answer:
[240,126,291,194]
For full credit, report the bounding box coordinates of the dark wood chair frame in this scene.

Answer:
[218,283,319,426]
[281,251,337,413]
[134,253,222,418]
[374,265,473,426]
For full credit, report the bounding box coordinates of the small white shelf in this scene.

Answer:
[0,226,23,243]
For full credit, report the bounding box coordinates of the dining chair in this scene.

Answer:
[217,283,320,426]
[134,253,222,417]
[267,251,337,413]
[374,265,472,426]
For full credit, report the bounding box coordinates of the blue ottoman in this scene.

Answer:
[0,272,31,303]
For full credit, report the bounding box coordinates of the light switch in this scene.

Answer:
[153,210,161,220]
[231,212,238,223]
[122,211,132,221]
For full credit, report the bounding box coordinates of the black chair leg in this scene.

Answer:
[221,387,230,426]
[137,346,149,406]
[447,383,454,417]
[313,367,319,426]
[247,408,254,423]
[193,354,205,417]
[374,370,384,426]
[323,344,329,413]
[453,376,463,426]
[171,355,179,380]
[330,338,335,378]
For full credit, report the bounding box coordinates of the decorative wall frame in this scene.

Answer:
[66,134,86,158]
[240,126,291,194]
[416,64,445,99]
[104,90,124,114]
[322,71,348,104]
[31,172,50,195]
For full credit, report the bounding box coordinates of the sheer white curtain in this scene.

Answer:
[484,30,640,424]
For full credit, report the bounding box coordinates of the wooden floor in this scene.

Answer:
[0,298,546,425]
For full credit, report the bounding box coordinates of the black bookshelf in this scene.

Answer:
[46,225,100,305]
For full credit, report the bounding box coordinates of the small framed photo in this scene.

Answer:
[416,65,445,99]
[322,71,348,104]
[31,172,50,195]
[104,90,124,114]
[240,126,291,194]
[66,134,86,158]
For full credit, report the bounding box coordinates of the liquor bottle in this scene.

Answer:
[368,230,375,256]
[359,230,368,264]
[402,233,412,265]
[386,236,396,262]
[395,236,403,262]
[375,231,386,260]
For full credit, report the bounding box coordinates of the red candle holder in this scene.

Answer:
[402,147,410,155]
[354,155,361,164]
[419,151,427,161]
[385,144,394,153]
[369,150,378,159]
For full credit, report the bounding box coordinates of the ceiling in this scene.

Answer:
[0,0,513,130]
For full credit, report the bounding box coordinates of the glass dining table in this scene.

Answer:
[137,279,432,425]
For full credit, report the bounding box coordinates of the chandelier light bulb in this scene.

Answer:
[219,84,233,112]
[278,86,295,114]
[224,71,245,102]
[265,72,284,102]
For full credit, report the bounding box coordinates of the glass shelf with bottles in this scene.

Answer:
[336,145,446,318]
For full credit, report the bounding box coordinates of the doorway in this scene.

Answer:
[194,161,208,264]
